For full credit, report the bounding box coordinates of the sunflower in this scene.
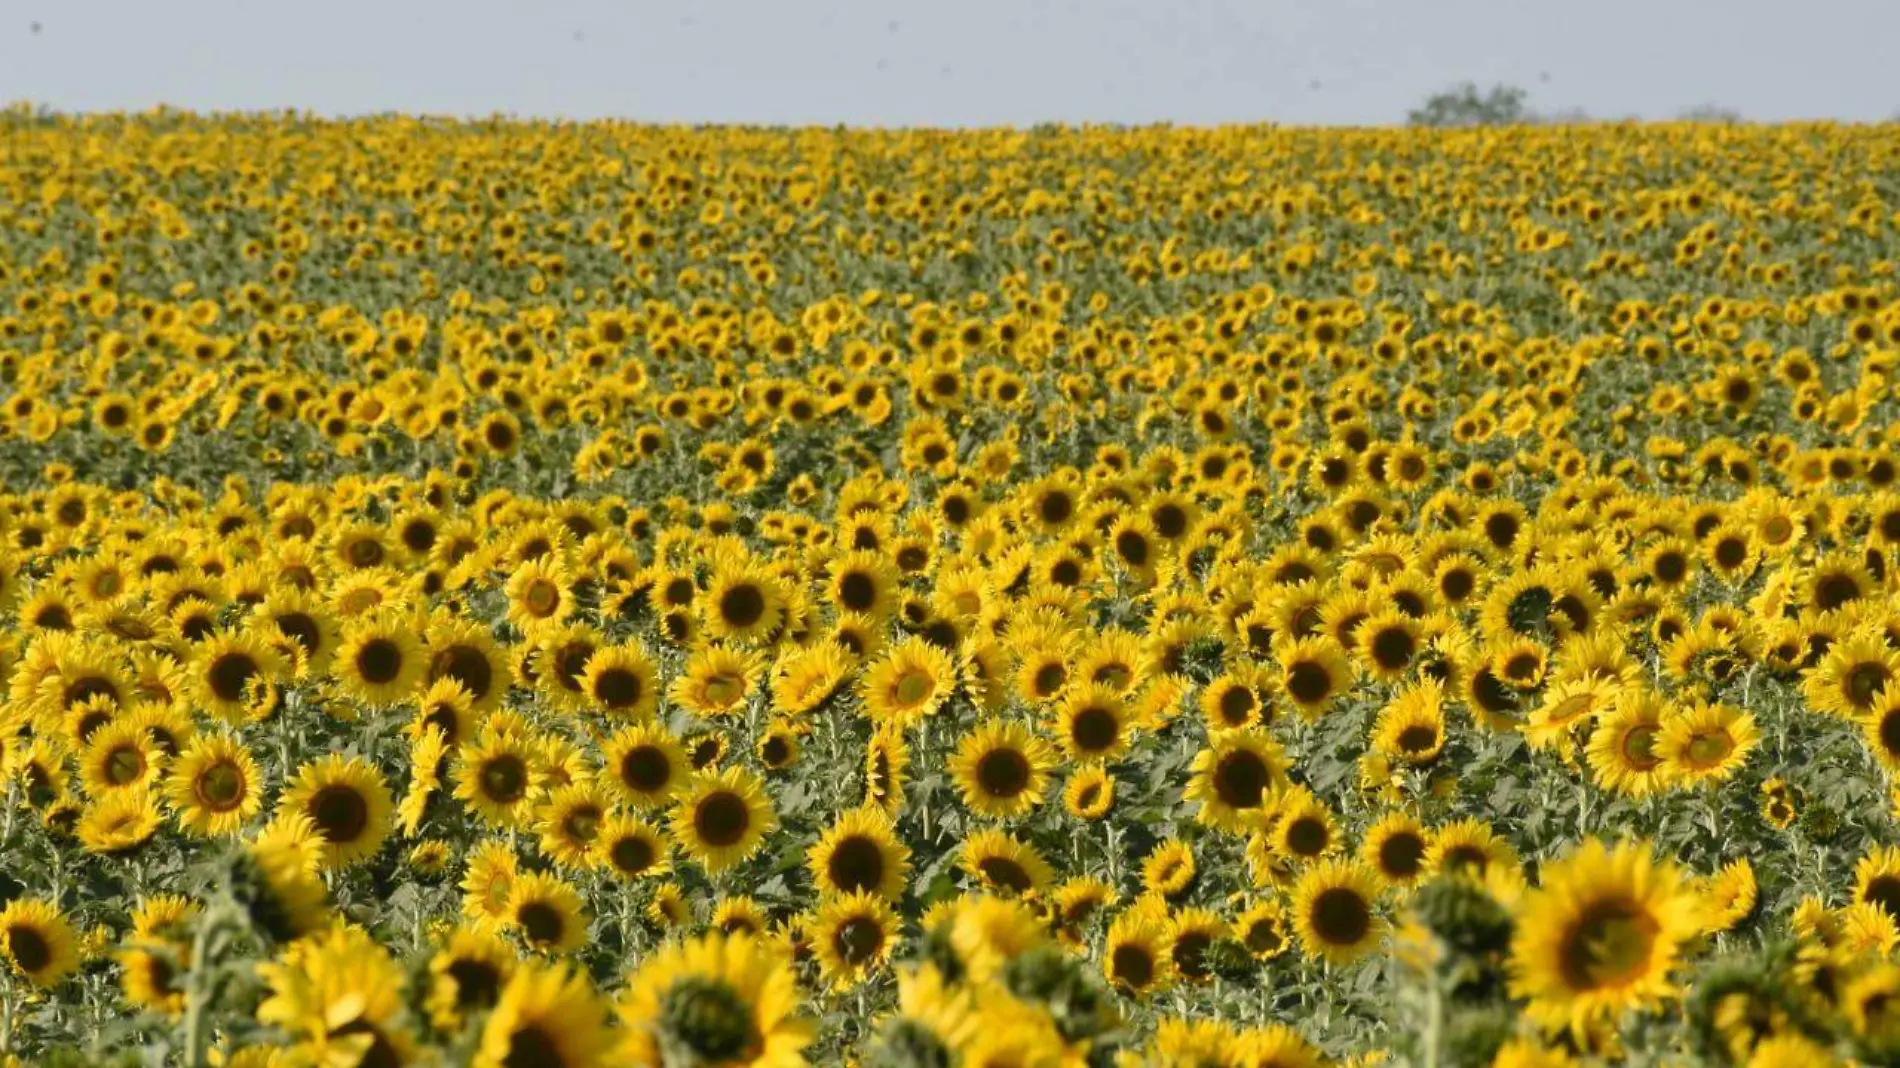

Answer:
[1656,701,1760,785]
[1142,838,1199,899]
[166,732,261,836]
[618,931,812,1068]
[461,839,521,925]
[474,962,618,1068]
[1805,628,1899,719]
[255,925,417,1068]
[505,556,575,634]
[334,614,426,707]
[1012,642,1073,706]
[1363,810,1431,886]
[506,871,590,954]
[1063,764,1116,821]
[648,884,691,930]
[254,589,341,676]
[1186,729,1288,833]
[424,617,512,713]
[1051,877,1119,946]
[811,891,899,989]
[532,622,605,711]
[1425,818,1520,881]
[117,895,196,1016]
[1198,666,1270,732]
[580,644,659,719]
[1855,845,1900,920]
[1291,859,1387,966]
[410,677,478,749]
[864,728,910,815]
[1807,553,1874,614]
[672,767,778,874]
[860,637,957,727]
[127,701,194,759]
[0,898,79,987]
[183,627,278,724]
[7,736,69,809]
[1509,837,1701,1035]
[76,787,163,854]
[426,925,518,1032]
[702,563,786,644]
[535,781,612,869]
[870,963,982,1066]
[600,723,686,811]
[673,645,761,718]
[768,643,853,716]
[1585,688,1672,797]
[1694,858,1759,935]
[961,828,1055,897]
[1167,907,1229,983]
[1232,1024,1326,1068]
[1525,677,1617,757]
[1262,787,1339,866]
[1371,680,1447,765]
[1862,687,1900,772]
[239,814,331,942]
[828,611,885,663]
[1356,610,1421,681]
[808,807,910,900]
[598,813,672,882]
[454,729,543,828]
[1234,900,1291,961]
[1105,908,1175,995]
[1075,628,1147,694]
[1276,635,1353,719]
[712,895,769,938]
[948,719,1056,820]
[78,716,165,796]
[825,548,900,621]
[280,753,393,869]
[1052,682,1134,761]
[756,722,803,772]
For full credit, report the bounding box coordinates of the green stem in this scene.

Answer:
[181,908,234,1068]
[1422,966,1443,1068]
[0,975,15,1059]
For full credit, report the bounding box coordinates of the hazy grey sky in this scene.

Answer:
[1,0,1894,126]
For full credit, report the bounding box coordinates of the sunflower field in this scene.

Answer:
[2,110,1900,1068]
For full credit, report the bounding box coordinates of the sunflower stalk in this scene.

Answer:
[0,973,14,1058]
[180,904,242,1068]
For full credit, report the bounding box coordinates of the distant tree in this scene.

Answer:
[1407,82,1531,127]
[1678,104,1744,123]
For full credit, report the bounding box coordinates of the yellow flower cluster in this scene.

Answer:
[0,109,1899,1064]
